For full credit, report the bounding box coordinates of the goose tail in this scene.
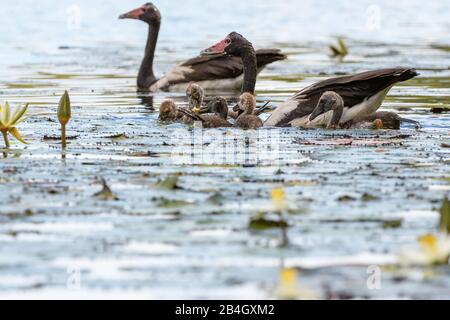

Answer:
[256,49,287,69]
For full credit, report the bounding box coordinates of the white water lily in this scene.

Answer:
[397,233,450,266]
[0,101,29,148]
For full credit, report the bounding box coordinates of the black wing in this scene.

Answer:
[161,49,286,86]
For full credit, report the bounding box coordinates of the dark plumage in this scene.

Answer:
[350,111,421,129]
[200,31,418,127]
[120,4,286,92]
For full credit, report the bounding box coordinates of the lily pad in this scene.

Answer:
[154,176,181,190]
[249,214,288,231]
[439,198,450,233]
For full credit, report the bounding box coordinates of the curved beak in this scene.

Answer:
[119,6,143,20]
[201,38,229,56]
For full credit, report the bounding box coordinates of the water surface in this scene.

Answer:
[0,0,449,299]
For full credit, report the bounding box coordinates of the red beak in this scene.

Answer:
[201,39,229,56]
[119,6,145,20]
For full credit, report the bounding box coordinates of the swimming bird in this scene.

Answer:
[306,91,421,129]
[159,99,181,122]
[233,93,263,129]
[201,32,418,127]
[158,84,204,123]
[178,97,232,128]
[119,4,286,92]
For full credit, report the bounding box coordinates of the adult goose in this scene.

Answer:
[201,32,418,127]
[307,91,421,129]
[119,3,286,92]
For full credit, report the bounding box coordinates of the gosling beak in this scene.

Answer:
[232,104,241,113]
[309,108,323,121]
[191,107,202,114]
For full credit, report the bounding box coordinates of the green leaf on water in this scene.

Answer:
[337,195,356,202]
[439,197,450,233]
[207,192,224,205]
[154,176,180,190]
[361,193,379,201]
[94,179,119,201]
[156,198,191,208]
[382,219,403,229]
[249,213,288,231]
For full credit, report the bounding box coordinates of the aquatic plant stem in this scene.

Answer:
[2,131,10,149]
[61,124,66,149]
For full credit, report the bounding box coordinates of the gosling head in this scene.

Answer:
[373,119,384,130]
[310,91,344,121]
[159,100,177,121]
[119,3,161,25]
[234,93,256,115]
[206,97,229,120]
[186,83,204,113]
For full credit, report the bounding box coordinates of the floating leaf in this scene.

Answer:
[94,179,119,201]
[337,195,356,202]
[207,192,224,205]
[156,198,191,208]
[361,192,378,201]
[106,133,128,140]
[154,176,180,190]
[249,214,288,231]
[439,198,450,234]
[382,219,402,229]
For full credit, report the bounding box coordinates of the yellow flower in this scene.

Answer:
[274,268,318,300]
[397,233,450,266]
[271,188,285,212]
[0,101,29,148]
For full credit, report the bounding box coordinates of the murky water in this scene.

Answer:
[0,0,449,299]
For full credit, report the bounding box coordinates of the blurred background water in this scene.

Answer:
[0,0,449,299]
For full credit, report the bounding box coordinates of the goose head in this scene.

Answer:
[119,3,161,25]
[309,91,344,122]
[159,100,177,121]
[201,32,253,58]
[203,97,229,120]
[186,83,204,113]
[234,93,256,115]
